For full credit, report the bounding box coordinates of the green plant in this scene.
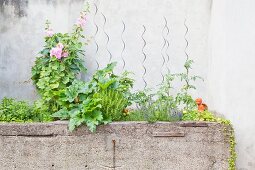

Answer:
[91,62,134,95]
[0,97,52,122]
[182,110,217,121]
[228,126,237,170]
[31,5,89,113]
[129,58,204,122]
[94,89,128,121]
[175,59,203,111]
[53,96,103,132]
[129,74,182,122]
[52,62,134,131]
[88,62,133,122]
[52,78,102,132]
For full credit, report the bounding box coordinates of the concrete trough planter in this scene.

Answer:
[0,121,231,170]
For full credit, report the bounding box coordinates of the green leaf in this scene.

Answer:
[36,81,45,89]
[59,65,65,71]
[69,117,84,131]
[98,79,116,90]
[69,108,80,118]
[50,82,59,89]
[52,108,69,119]
[68,118,77,131]
[86,121,97,132]
[40,48,50,56]
[62,76,69,84]
[52,64,59,70]
[93,110,103,121]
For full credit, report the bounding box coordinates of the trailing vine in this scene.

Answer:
[222,122,236,170]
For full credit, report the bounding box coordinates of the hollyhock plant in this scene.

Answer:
[32,3,89,111]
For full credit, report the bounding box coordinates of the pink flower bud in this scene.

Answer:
[76,17,86,27]
[45,29,54,37]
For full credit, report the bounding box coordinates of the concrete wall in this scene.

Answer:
[0,0,211,99]
[0,121,231,170]
[0,0,87,100]
[1,0,255,169]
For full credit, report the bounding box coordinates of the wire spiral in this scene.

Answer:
[93,3,99,69]
[101,13,113,63]
[164,17,170,73]
[160,18,167,82]
[184,19,189,61]
[141,25,147,89]
[121,21,126,70]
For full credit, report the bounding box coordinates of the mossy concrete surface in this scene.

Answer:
[0,121,230,170]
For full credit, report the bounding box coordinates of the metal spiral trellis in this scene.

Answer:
[93,3,100,69]
[141,25,147,89]
[87,9,192,91]
[121,21,126,70]
[184,19,189,62]
[164,17,171,74]
[160,17,171,83]
[160,17,167,83]
[101,13,113,63]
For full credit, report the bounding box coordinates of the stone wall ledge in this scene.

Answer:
[0,121,229,137]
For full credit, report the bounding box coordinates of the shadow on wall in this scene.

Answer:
[0,0,28,17]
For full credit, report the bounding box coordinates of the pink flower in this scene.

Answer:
[50,43,69,59]
[50,47,62,59]
[45,29,54,37]
[76,16,86,27]
[62,51,68,58]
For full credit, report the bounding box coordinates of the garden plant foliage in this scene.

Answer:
[0,97,52,122]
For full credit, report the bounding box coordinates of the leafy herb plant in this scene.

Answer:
[0,97,52,122]
[128,74,182,122]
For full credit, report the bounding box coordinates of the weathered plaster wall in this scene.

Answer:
[0,121,231,170]
[0,0,211,100]
[0,0,86,100]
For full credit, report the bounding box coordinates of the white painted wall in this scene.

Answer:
[84,0,211,96]
[0,0,211,100]
[208,0,255,169]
